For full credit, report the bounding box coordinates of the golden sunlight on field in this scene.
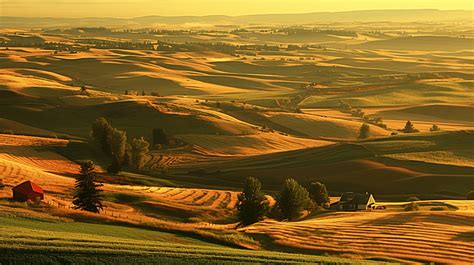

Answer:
[241,210,474,264]
[1,10,473,263]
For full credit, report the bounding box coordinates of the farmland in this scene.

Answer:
[0,131,472,263]
[241,209,474,264]
[1,210,371,264]
[0,10,473,264]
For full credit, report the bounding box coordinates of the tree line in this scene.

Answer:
[71,163,474,215]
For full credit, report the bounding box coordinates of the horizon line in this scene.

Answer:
[1,8,472,20]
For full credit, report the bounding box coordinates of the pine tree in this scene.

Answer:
[237,177,269,226]
[308,181,330,207]
[131,137,150,170]
[276,178,311,220]
[73,161,103,213]
[358,123,370,139]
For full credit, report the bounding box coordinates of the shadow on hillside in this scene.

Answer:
[361,212,419,226]
[453,231,474,242]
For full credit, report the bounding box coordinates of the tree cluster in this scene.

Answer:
[237,177,330,226]
[90,117,150,174]
[79,39,154,50]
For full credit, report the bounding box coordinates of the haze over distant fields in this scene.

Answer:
[0,0,473,17]
[1,9,473,28]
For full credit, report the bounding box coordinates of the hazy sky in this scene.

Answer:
[1,0,472,18]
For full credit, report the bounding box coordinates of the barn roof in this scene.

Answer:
[12,181,44,194]
[340,192,373,204]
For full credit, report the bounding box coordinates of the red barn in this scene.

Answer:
[12,181,44,202]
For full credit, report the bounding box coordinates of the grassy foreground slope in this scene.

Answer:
[0,210,377,264]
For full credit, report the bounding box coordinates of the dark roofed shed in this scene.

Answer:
[336,192,375,211]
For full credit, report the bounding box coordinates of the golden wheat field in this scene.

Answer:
[241,210,474,264]
[0,134,238,222]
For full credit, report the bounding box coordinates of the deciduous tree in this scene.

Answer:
[430,124,441,132]
[90,117,113,155]
[276,178,311,220]
[131,137,150,170]
[308,181,330,207]
[237,177,269,226]
[107,128,127,174]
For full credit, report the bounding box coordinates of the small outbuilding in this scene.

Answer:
[12,181,44,203]
[333,192,375,211]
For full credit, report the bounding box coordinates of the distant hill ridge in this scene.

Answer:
[1,9,473,28]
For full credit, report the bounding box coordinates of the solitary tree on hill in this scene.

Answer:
[401,121,419,133]
[142,91,146,96]
[80,86,88,95]
[359,124,370,139]
[276,178,311,220]
[237,177,270,226]
[131,137,150,170]
[308,181,330,208]
[73,161,103,213]
[430,124,441,132]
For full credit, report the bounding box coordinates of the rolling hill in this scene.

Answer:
[168,131,474,194]
[0,132,471,264]
[355,36,474,51]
